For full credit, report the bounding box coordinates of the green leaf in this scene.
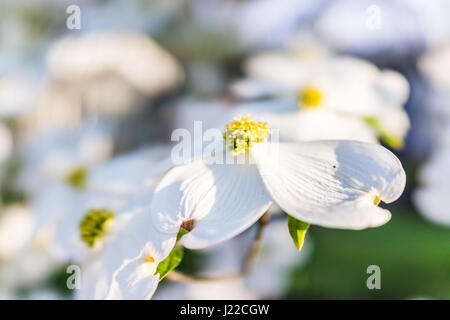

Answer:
[288,215,310,252]
[155,246,184,281]
[363,117,403,149]
[176,227,189,242]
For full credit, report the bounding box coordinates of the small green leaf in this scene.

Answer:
[288,215,310,252]
[176,227,189,242]
[155,246,184,281]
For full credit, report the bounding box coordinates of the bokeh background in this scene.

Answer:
[1,0,450,299]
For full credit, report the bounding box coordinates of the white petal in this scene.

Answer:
[151,156,273,249]
[75,252,109,300]
[111,204,177,262]
[262,109,378,143]
[78,129,113,167]
[103,194,177,300]
[230,78,287,99]
[244,52,311,91]
[105,246,160,300]
[375,70,410,107]
[231,98,299,115]
[88,145,170,195]
[252,141,406,229]
[376,107,410,141]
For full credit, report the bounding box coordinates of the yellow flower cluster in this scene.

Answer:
[299,86,323,108]
[223,115,270,156]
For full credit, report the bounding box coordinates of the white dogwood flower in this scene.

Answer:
[18,124,113,196]
[151,115,406,249]
[231,54,410,148]
[47,32,183,98]
[76,184,177,300]
[31,144,171,262]
[104,225,176,299]
[172,98,379,145]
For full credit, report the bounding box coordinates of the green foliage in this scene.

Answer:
[286,210,450,299]
[155,246,184,281]
[288,215,310,251]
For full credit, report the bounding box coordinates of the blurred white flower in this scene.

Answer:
[240,54,409,114]
[416,45,450,152]
[0,71,38,119]
[171,98,231,134]
[18,124,113,195]
[32,184,130,262]
[22,32,184,124]
[30,144,171,262]
[172,97,379,145]
[0,205,34,259]
[256,108,379,144]
[231,54,410,147]
[315,0,450,57]
[47,32,183,97]
[414,184,450,227]
[87,145,171,196]
[76,185,177,300]
[418,45,450,129]
[419,45,450,93]
[414,125,450,226]
[151,115,406,250]
[0,243,64,290]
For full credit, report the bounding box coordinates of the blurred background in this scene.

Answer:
[1,0,450,300]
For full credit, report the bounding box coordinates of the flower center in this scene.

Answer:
[373,195,381,206]
[144,255,155,264]
[79,209,114,248]
[66,167,88,189]
[141,254,157,275]
[223,115,270,156]
[180,219,196,232]
[299,86,323,108]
